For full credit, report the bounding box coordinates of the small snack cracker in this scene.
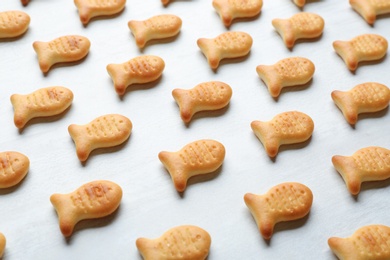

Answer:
[158,139,225,192]
[0,11,30,39]
[33,35,91,73]
[21,0,30,5]
[244,182,313,240]
[293,0,306,7]
[172,81,232,123]
[251,111,314,157]
[161,0,170,6]
[136,225,211,260]
[106,55,165,95]
[0,232,5,258]
[332,146,390,195]
[350,0,390,25]
[197,31,253,69]
[256,57,315,97]
[328,225,390,260]
[212,0,263,27]
[0,151,29,189]
[128,14,182,48]
[331,82,390,125]
[333,34,388,71]
[68,114,132,162]
[10,86,74,129]
[74,0,126,25]
[50,180,122,237]
[272,12,324,49]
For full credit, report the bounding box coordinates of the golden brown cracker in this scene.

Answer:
[106,55,165,95]
[128,14,182,48]
[33,35,91,73]
[256,57,315,97]
[244,182,313,239]
[158,139,225,192]
[172,81,232,123]
[50,180,122,237]
[0,11,30,38]
[350,0,390,25]
[74,0,126,25]
[0,151,29,189]
[0,232,5,258]
[328,225,390,260]
[333,34,388,71]
[136,225,211,260]
[272,12,324,48]
[332,146,390,195]
[10,86,73,129]
[251,111,314,157]
[331,82,390,125]
[197,31,253,69]
[68,114,132,162]
[212,0,263,27]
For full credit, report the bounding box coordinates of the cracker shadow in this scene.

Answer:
[118,76,163,101]
[352,106,389,128]
[270,136,313,162]
[351,54,388,74]
[272,78,314,102]
[212,52,252,73]
[183,104,231,127]
[220,12,261,29]
[162,0,194,7]
[178,165,223,198]
[352,178,390,201]
[80,7,126,27]
[42,54,90,76]
[64,206,122,244]
[136,32,181,52]
[0,29,30,42]
[0,171,30,195]
[267,213,311,243]
[79,135,132,166]
[295,0,324,9]
[287,33,324,51]
[17,105,73,134]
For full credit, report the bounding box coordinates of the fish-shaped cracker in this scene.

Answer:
[21,0,30,6]
[10,86,73,129]
[197,31,253,69]
[331,82,390,125]
[256,57,315,97]
[0,151,30,189]
[74,0,126,25]
[33,35,91,73]
[106,55,165,95]
[293,0,306,7]
[0,232,5,258]
[332,146,390,195]
[328,225,390,260]
[244,182,313,239]
[0,11,30,39]
[50,180,122,237]
[251,111,314,157]
[172,81,232,123]
[350,0,390,25]
[333,34,388,71]
[136,225,211,260]
[272,12,324,49]
[158,139,225,192]
[68,114,132,162]
[128,14,182,48]
[212,0,263,27]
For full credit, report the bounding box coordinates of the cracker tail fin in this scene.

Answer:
[332,155,361,195]
[244,193,274,240]
[256,65,283,98]
[197,38,220,69]
[272,19,295,48]
[68,124,91,162]
[32,41,52,73]
[106,63,128,95]
[333,40,358,71]
[136,238,156,259]
[74,0,91,25]
[212,0,233,27]
[128,20,148,48]
[158,151,187,192]
[349,0,376,25]
[251,120,279,157]
[50,193,77,237]
[331,90,358,124]
[172,89,194,123]
[328,237,358,259]
[10,94,30,129]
